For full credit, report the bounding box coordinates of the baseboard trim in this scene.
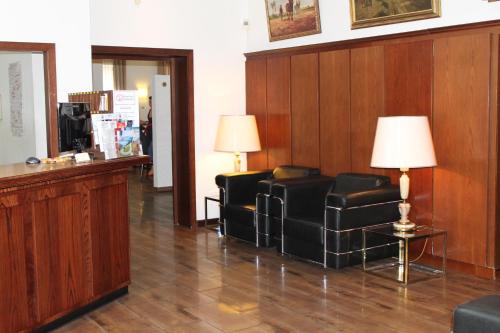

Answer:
[420,254,497,280]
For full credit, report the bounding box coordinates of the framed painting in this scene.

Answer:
[265,0,321,42]
[350,0,441,29]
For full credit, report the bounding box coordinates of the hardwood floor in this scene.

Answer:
[54,171,500,333]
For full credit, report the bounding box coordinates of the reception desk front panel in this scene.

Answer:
[0,156,147,333]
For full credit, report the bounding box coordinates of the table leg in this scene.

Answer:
[362,229,366,271]
[404,239,409,285]
[443,233,447,274]
[204,197,208,227]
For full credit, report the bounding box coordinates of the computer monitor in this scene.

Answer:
[57,102,92,153]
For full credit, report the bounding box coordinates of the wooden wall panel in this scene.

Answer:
[246,59,268,170]
[384,40,434,226]
[0,197,33,333]
[434,34,491,265]
[291,53,320,168]
[33,188,92,320]
[496,35,500,267]
[350,46,385,173]
[266,56,291,168]
[319,50,351,176]
[90,182,130,295]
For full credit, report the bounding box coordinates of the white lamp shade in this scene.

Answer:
[371,116,437,169]
[214,115,261,153]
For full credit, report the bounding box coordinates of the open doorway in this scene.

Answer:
[92,46,196,229]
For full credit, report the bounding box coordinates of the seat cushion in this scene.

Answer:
[283,216,323,245]
[454,295,500,333]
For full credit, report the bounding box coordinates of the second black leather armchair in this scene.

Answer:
[271,173,401,268]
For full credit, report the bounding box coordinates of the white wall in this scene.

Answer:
[124,60,158,121]
[246,0,500,52]
[90,0,248,220]
[0,1,92,100]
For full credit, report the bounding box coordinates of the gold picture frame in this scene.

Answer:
[350,0,441,29]
[265,0,321,42]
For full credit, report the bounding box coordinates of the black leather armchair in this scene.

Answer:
[215,166,320,247]
[271,173,401,268]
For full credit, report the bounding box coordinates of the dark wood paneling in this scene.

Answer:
[90,182,130,296]
[496,35,500,267]
[319,50,351,176]
[350,46,385,173]
[0,195,33,333]
[433,34,491,265]
[266,56,291,168]
[291,53,320,168]
[246,58,268,170]
[384,40,434,226]
[33,188,92,320]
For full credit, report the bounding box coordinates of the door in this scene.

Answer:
[152,74,173,189]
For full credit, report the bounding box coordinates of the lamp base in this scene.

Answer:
[393,221,416,232]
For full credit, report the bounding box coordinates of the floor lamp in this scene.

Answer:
[214,115,261,172]
[371,116,437,232]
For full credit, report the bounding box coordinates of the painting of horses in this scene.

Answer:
[265,0,321,41]
[350,0,441,29]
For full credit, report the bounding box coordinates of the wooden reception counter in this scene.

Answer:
[0,156,148,333]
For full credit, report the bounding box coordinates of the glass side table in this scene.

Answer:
[362,224,447,285]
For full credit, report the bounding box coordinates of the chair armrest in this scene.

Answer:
[271,176,335,218]
[215,170,273,205]
[326,186,401,209]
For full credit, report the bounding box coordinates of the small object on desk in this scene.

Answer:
[25,156,41,165]
[75,152,91,164]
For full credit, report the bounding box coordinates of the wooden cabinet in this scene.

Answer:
[0,194,34,333]
[0,157,145,332]
[32,183,92,320]
[90,181,130,295]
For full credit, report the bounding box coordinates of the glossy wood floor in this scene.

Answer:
[54,171,500,333]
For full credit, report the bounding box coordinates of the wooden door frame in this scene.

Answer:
[92,45,196,229]
[0,41,58,157]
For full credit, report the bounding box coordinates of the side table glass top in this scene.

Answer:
[364,224,446,241]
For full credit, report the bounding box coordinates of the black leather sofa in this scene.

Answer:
[215,166,320,247]
[271,173,401,268]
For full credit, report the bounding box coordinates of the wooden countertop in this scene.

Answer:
[0,155,149,190]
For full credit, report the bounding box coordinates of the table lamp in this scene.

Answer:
[371,116,437,232]
[214,115,261,172]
